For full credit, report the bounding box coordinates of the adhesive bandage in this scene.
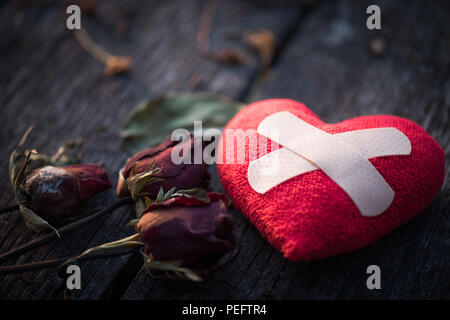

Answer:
[247,111,411,217]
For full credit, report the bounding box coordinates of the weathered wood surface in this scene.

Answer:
[0,0,302,299]
[0,0,449,300]
[123,0,450,300]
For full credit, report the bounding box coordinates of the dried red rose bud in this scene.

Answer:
[137,193,235,269]
[117,137,209,199]
[59,192,234,282]
[23,164,112,225]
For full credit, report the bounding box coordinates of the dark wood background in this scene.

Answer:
[0,0,448,299]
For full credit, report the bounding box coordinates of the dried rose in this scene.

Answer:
[22,164,112,226]
[137,193,235,271]
[9,128,84,186]
[117,137,209,201]
[7,128,112,234]
[65,192,235,282]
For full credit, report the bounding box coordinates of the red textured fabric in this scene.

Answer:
[217,99,445,261]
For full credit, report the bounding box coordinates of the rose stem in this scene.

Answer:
[0,196,133,263]
[0,248,138,275]
[0,204,19,215]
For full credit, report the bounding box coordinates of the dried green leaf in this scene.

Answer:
[12,149,36,192]
[9,126,34,185]
[135,198,146,219]
[143,197,152,207]
[173,188,210,202]
[143,187,178,208]
[62,233,143,267]
[165,187,177,199]
[126,164,163,200]
[19,205,60,237]
[156,187,165,202]
[182,269,203,282]
[127,219,140,227]
[9,128,80,188]
[50,138,84,164]
[121,93,244,155]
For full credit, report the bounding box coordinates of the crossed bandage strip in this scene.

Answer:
[247,111,411,217]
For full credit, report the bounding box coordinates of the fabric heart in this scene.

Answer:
[217,99,445,261]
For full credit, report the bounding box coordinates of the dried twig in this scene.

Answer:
[197,0,246,64]
[243,29,277,77]
[0,247,138,275]
[241,29,277,100]
[0,197,133,263]
[73,28,132,76]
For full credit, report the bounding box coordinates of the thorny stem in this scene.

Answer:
[0,235,238,294]
[0,248,139,275]
[0,197,133,263]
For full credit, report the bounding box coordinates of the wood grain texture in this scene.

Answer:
[0,0,302,299]
[251,0,450,299]
[123,0,450,300]
[0,0,448,300]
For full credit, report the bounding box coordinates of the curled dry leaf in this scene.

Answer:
[19,205,60,236]
[243,29,277,74]
[121,93,244,155]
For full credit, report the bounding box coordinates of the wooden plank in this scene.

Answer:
[0,0,303,299]
[122,0,450,299]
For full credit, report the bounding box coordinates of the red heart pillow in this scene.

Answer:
[217,99,445,261]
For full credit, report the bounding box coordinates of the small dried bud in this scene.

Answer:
[23,164,111,225]
[137,193,235,269]
[117,137,209,199]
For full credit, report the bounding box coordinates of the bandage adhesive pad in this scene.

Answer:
[217,99,445,261]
